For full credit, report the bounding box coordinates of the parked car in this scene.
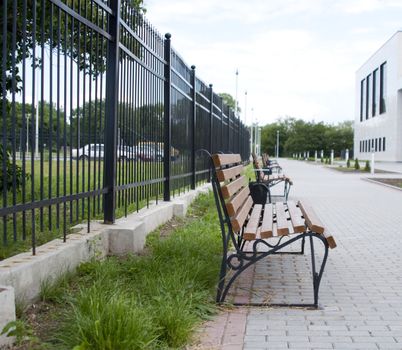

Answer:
[134,144,163,161]
[72,144,135,160]
[136,142,179,161]
[72,144,104,160]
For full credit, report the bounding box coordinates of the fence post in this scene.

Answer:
[191,65,196,190]
[208,84,213,182]
[163,33,172,201]
[104,0,121,224]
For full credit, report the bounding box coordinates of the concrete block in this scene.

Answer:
[137,201,175,233]
[0,286,16,349]
[0,183,211,304]
[108,221,146,255]
[0,224,109,302]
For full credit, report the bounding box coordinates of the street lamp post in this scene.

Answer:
[276,130,279,159]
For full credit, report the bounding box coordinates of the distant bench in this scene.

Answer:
[211,153,336,307]
[252,154,292,202]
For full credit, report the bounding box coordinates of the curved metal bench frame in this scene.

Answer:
[210,155,329,308]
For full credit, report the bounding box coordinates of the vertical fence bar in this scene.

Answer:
[104,0,121,224]
[191,65,196,190]
[163,33,171,201]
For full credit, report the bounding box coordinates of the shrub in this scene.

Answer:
[354,158,360,170]
[364,160,370,172]
[346,159,350,168]
[0,144,28,192]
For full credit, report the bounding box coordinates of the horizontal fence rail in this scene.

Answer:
[0,0,250,258]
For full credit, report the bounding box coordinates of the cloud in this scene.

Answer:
[335,0,402,14]
[144,0,402,124]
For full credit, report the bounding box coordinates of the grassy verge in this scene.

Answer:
[1,157,209,260]
[8,191,222,350]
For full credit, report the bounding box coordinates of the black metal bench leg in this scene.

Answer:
[216,253,227,303]
[309,234,329,308]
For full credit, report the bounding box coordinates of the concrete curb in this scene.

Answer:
[0,183,211,343]
[0,286,15,349]
[362,177,402,192]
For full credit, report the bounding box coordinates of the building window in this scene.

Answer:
[365,140,368,152]
[380,62,387,114]
[378,138,382,152]
[361,79,366,122]
[366,74,371,119]
[371,139,374,151]
[360,79,365,122]
[372,69,378,117]
[375,138,378,152]
[383,137,386,151]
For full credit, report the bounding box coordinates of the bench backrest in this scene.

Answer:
[210,153,337,249]
[211,154,251,247]
[251,154,268,182]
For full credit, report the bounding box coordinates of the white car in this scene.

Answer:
[72,144,135,160]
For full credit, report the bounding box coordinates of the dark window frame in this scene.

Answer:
[380,62,387,114]
[372,69,378,117]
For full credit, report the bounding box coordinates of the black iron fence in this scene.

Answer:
[0,0,250,258]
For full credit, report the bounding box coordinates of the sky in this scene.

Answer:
[144,0,402,126]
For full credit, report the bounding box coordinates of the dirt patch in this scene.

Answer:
[368,178,402,188]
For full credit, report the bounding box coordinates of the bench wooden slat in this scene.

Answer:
[275,202,289,236]
[243,204,263,240]
[212,154,242,167]
[226,186,250,217]
[221,175,247,199]
[287,201,305,233]
[297,201,337,249]
[231,196,253,233]
[261,204,273,238]
[216,165,243,182]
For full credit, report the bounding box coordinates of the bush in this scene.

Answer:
[321,157,324,163]
[0,144,27,192]
[354,158,360,170]
[346,159,350,168]
[364,160,370,172]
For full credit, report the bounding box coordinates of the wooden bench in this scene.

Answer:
[262,153,282,172]
[211,153,336,307]
[252,155,292,201]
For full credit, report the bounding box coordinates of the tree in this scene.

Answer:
[69,99,163,147]
[261,117,354,157]
[0,0,145,95]
[218,93,241,113]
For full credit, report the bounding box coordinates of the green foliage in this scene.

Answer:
[0,0,145,95]
[53,193,221,349]
[0,144,27,192]
[364,160,370,172]
[354,158,360,170]
[40,271,74,303]
[1,320,39,347]
[346,158,351,168]
[321,157,324,163]
[261,117,353,157]
[218,93,241,113]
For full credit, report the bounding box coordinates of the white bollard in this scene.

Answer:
[345,149,349,163]
[371,151,375,175]
[330,150,334,165]
[315,150,317,162]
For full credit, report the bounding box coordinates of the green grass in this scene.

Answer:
[0,157,203,260]
[14,192,222,349]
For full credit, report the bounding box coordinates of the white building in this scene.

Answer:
[354,31,402,162]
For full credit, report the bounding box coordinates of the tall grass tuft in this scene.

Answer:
[52,192,222,349]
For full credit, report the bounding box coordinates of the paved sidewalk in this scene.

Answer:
[194,159,402,350]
